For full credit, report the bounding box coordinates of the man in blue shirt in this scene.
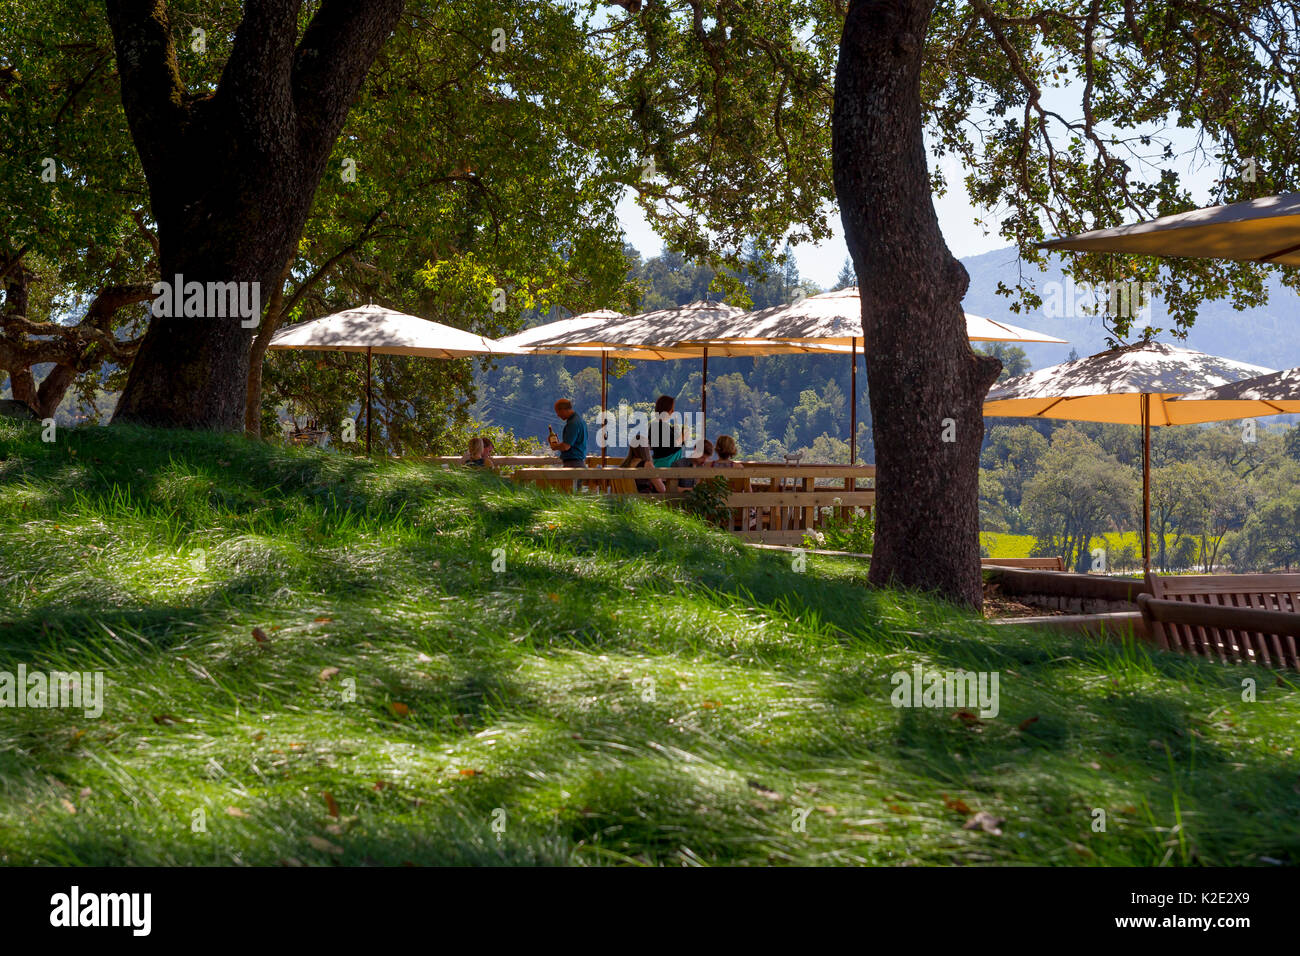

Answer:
[549,399,587,466]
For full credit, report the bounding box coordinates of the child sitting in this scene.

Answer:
[462,437,494,467]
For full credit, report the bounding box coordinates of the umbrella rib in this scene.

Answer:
[1259,241,1300,263]
[1034,396,1070,416]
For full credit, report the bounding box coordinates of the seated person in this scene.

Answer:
[619,443,666,493]
[650,395,685,467]
[712,435,742,471]
[679,439,715,489]
[461,437,494,467]
[713,434,753,528]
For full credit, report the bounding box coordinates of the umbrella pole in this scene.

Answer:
[850,337,857,465]
[1142,392,1151,575]
[601,351,608,468]
[365,347,372,458]
[701,347,709,442]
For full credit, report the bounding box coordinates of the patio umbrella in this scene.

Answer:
[269,303,521,455]
[676,287,1068,463]
[515,300,755,453]
[1038,192,1300,264]
[1172,365,1300,418]
[499,310,686,464]
[677,287,1069,346]
[984,341,1277,572]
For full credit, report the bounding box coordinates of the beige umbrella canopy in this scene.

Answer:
[985,341,1276,571]
[1172,366,1300,418]
[510,300,848,457]
[270,303,515,357]
[498,309,692,464]
[269,303,521,455]
[530,299,746,350]
[670,287,1066,462]
[675,287,1068,346]
[1039,192,1300,264]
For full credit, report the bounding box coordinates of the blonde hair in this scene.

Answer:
[715,435,738,460]
[468,437,484,457]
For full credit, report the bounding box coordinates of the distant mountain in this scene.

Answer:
[960,245,1300,372]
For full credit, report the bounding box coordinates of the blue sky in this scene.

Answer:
[615,148,1003,290]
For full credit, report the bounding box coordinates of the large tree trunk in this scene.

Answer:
[833,0,1000,608]
[105,0,404,430]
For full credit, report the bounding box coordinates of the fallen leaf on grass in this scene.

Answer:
[322,791,340,818]
[372,780,387,791]
[962,811,1004,835]
[1017,715,1040,731]
[747,780,783,801]
[416,652,434,663]
[225,806,248,818]
[952,710,980,726]
[388,702,410,718]
[152,713,184,725]
[78,787,92,799]
[314,616,333,623]
[306,835,343,855]
[458,768,482,777]
[943,794,972,815]
[700,700,720,709]
[252,627,268,643]
[887,803,911,815]
[60,798,77,815]
[318,667,340,682]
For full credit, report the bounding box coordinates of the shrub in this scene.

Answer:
[681,475,733,528]
[806,507,874,554]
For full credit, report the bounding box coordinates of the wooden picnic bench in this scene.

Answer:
[1137,573,1300,669]
[510,464,876,546]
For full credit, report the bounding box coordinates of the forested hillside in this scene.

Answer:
[474,244,1300,463]
[473,244,868,461]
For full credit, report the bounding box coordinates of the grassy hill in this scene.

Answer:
[1,420,1297,866]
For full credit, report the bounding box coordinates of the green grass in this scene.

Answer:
[1,420,1297,866]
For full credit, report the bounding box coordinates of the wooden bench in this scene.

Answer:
[511,464,876,546]
[981,556,1065,571]
[1137,573,1300,669]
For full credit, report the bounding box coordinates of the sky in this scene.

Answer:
[616,151,1011,289]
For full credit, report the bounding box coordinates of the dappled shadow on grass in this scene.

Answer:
[4,422,1299,865]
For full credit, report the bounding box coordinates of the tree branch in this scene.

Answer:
[103,0,187,183]
[291,0,407,160]
[217,0,301,135]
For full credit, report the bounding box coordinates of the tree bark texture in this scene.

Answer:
[105,0,404,430]
[833,0,1001,608]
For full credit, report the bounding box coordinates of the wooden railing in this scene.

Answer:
[510,464,876,545]
[426,455,603,468]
